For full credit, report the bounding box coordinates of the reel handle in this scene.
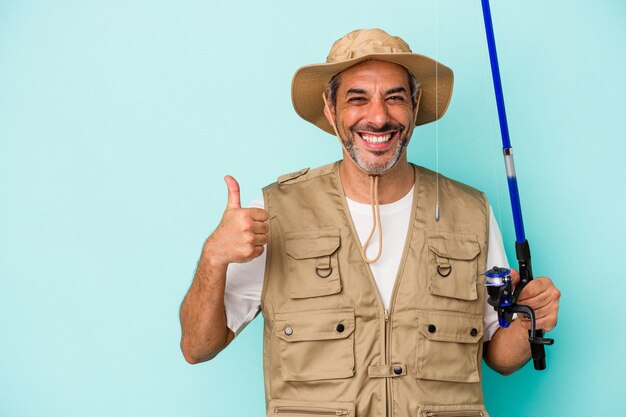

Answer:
[511,304,554,370]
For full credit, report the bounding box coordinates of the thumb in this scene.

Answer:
[224,175,241,209]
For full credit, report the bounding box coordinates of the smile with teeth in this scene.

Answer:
[359,132,395,144]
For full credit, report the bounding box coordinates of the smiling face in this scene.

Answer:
[324,60,418,175]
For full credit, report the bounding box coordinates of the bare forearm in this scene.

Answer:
[484,319,531,375]
[179,176,268,364]
[179,241,234,364]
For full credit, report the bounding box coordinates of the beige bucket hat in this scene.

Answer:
[291,28,454,135]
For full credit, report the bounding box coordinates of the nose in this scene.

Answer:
[365,96,390,128]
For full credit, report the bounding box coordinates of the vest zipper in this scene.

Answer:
[423,411,484,417]
[384,165,419,417]
[274,407,350,416]
[333,164,419,417]
[384,309,392,417]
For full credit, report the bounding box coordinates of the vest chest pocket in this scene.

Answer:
[275,308,355,382]
[415,311,483,383]
[426,232,481,301]
[284,228,342,299]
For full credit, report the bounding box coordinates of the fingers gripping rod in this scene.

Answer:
[480,0,554,370]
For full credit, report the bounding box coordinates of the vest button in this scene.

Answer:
[336,323,345,333]
[393,366,403,375]
[428,324,437,333]
[284,326,293,336]
[470,328,478,337]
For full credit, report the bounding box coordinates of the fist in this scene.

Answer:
[510,270,561,332]
[205,175,269,266]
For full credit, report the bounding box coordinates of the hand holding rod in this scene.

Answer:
[485,266,554,371]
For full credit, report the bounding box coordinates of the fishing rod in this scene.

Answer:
[480,0,554,370]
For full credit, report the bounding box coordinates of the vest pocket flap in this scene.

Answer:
[426,231,481,301]
[284,228,340,259]
[275,308,355,342]
[426,232,480,260]
[417,311,484,343]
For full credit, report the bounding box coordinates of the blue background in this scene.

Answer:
[1,1,625,416]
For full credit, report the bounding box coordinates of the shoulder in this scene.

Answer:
[415,165,485,197]
[415,162,488,205]
[414,164,489,219]
[265,161,338,189]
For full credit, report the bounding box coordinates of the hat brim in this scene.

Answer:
[291,53,454,135]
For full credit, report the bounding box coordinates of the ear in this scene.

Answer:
[322,93,336,127]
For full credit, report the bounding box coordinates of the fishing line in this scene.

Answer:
[434,0,441,222]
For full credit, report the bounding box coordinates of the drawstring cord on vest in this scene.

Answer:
[361,175,383,263]
[323,93,383,264]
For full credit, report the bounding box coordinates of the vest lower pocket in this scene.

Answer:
[426,231,480,301]
[269,399,355,416]
[418,404,489,417]
[284,228,342,299]
[275,307,355,381]
[415,310,483,383]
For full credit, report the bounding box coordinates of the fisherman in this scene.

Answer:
[180,28,560,416]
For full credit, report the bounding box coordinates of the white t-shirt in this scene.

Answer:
[223,187,507,341]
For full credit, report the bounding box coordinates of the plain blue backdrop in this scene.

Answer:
[1,1,625,416]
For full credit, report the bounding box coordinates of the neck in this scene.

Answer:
[339,155,414,204]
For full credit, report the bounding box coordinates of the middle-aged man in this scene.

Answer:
[180,29,560,417]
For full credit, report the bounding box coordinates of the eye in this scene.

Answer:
[387,95,406,103]
[347,96,367,104]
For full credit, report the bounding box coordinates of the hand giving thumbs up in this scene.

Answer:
[204,176,269,267]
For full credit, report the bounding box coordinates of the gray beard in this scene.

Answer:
[342,134,409,175]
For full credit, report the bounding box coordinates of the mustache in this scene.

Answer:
[351,123,404,134]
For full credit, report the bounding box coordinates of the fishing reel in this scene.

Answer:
[484,266,554,347]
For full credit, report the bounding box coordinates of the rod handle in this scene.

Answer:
[531,333,547,370]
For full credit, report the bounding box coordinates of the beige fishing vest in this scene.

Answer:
[261,162,490,417]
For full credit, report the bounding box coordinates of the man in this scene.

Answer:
[180,29,560,416]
